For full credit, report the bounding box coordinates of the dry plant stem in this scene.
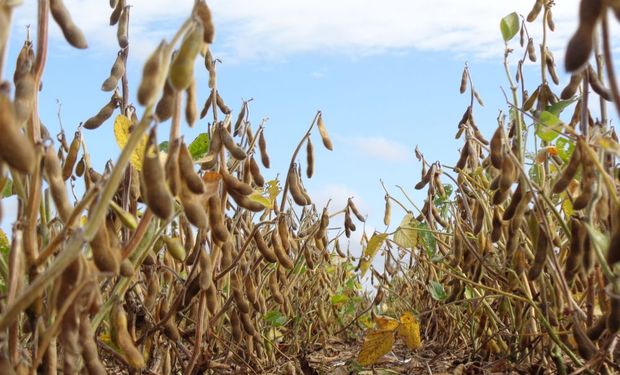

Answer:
[279,111,321,212]
[121,209,153,258]
[184,292,206,375]
[23,153,42,265]
[601,12,620,120]
[0,19,194,333]
[7,229,23,364]
[503,46,524,163]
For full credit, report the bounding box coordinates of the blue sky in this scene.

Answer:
[3,0,615,258]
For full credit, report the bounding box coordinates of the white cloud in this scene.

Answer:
[8,0,595,63]
[342,136,409,162]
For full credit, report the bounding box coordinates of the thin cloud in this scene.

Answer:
[344,136,409,162]
[9,0,591,63]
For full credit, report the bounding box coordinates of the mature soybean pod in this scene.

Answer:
[50,0,88,49]
[258,131,270,168]
[62,130,81,181]
[249,157,265,187]
[101,52,125,92]
[111,303,145,369]
[0,94,35,174]
[165,138,181,196]
[178,142,205,194]
[288,167,309,206]
[137,41,166,107]
[490,125,503,169]
[43,145,73,222]
[572,318,597,360]
[207,195,229,244]
[219,126,246,160]
[573,151,594,210]
[253,229,278,263]
[194,0,215,43]
[179,187,207,229]
[565,218,585,282]
[169,23,203,91]
[79,315,107,375]
[142,130,174,220]
[552,142,582,194]
[117,6,129,48]
[268,271,285,305]
[83,96,117,130]
[564,0,603,72]
[272,229,294,269]
[528,225,549,281]
[561,73,583,100]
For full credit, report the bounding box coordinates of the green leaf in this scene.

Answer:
[188,133,210,159]
[417,223,437,258]
[500,12,520,42]
[359,233,388,277]
[264,310,287,327]
[331,293,349,306]
[546,98,578,116]
[158,141,169,153]
[2,178,13,198]
[583,223,609,260]
[535,111,563,142]
[555,137,575,162]
[528,164,544,185]
[428,281,447,301]
[393,214,419,249]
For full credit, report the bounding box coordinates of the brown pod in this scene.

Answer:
[565,218,585,282]
[0,95,36,174]
[561,72,583,100]
[221,169,253,196]
[79,315,107,375]
[564,0,603,72]
[111,303,146,369]
[587,64,612,101]
[455,140,471,170]
[137,40,167,107]
[102,52,125,92]
[109,0,124,25]
[306,138,314,178]
[75,156,85,177]
[272,229,294,269]
[214,92,231,114]
[199,250,213,290]
[502,182,523,221]
[268,271,285,305]
[207,195,229,244]
[249,157,265,187]
[234,101,247,136]
[244,275,258,305]
[587,315,607,341]
[165,138,182,196]
[62,130,81,181]
[288,167,309,206]
[90,218,120,274]
[607,218,620,267]
[473,203,484,235]
[258,131,271,168]
[199,91,214,119]
[573,152,594,210]
[231,277,251,314]
[277,215,290,250]
[155,80,175,122]
[491,207,502,243]
[185,80,197,126]
[545,51,560,85]
[317,113,333,150]
[415,163,434,190]
[239,312,257,336]
[206,282,218,314]
[195,0,215,43]
[117,5,129,48]
[50,0,88,49]
[572,318,597,360]
[546,8,555,31]
[12,71,35,125]
[83,95,117,129]
[219,126,247,160]
[180,188,207,229]
[493,188,510,206]
[552,143,581,194]
[526,0,543,22]
[499,156,516,191]
[490,125,504,169]
[253,229,278,263]
[178,142,205,194]
[142,130,174,220]
[230,310,243,341]
[527,225,548,281]
[348,198,365,222]
[459,67,468,94]
[43,145,73,222]
[607,294,620,333]
[522,86,539,111]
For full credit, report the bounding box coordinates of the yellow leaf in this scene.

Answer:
[357,329,395,366]
[374,315,399,331]
[114,115,148,171]
[248,190,272,208]
[358,233,388,277]
[397,311,421,349]
[561,193,573,217]
[393,214,419,249]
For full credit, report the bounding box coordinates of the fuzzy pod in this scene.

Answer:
[415,163,434,190]
[268,271,285,305]
[587,64,612,101]
[272,228,294,269]
[169,24,203,91]
[79,315,107,375]
[101,52,125,92]
[561,72,583,100]
[155,80,175,122]
[62,130,81,181]
[348,198,365,222]
[587,315,607,341]
[43,145,73,222]
[573,151,595,210]
[239,312,257,336]
[207,195,230,244]
[180,188,208,229]
[527,225,549,281]
[165,138,182,196]
[459,67,468,94]
[473,203,485,235]
[234,101,247,136]
[12,71,35,125]
[137,40,167,107]
[317,113,333,150]
[117,5,129,48]
[249,156,265,187]
[258,131,271,168]
[564,0,603,72]
[185,80,198,126]
[219,125,246,160]
[178,142,205,194]
[502,182,524,221]
[83,95,117,130]
[572,318,597,360]
[607,216,620,267]
[526,0,543,22]
[50,0,88,49]
[288,167,309,206]
[565,218,585,282]
[490,125,504,169]
[253,229,278,263]
[111,303,146,369]
[89,218,121,274]
[552,143,581,194]
[221,169,253,196]
[142,130,174,220]
[230,310,243,342]
[499,157,516,191]
[0,94,36,174]
[109,0,124,25]
[231,276,251,314]
[491,207,503,243]
[194,0,215,43]
[206,282,218,314]
[455,140,472,170]
[306,138,314,178]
